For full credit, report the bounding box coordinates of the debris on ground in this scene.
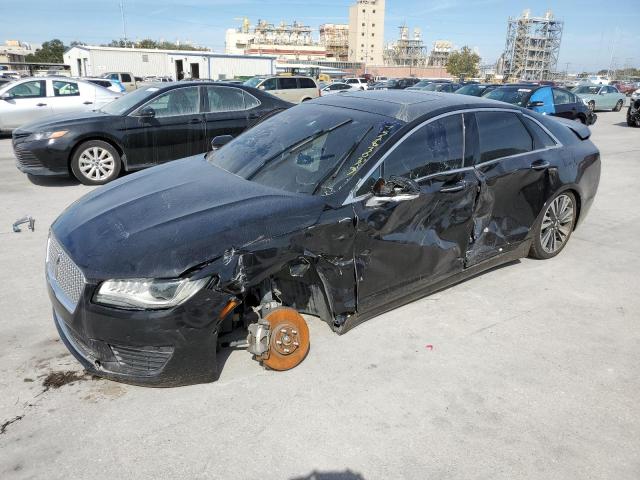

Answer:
[12,216,35,233]
[42,370,93,390]
[0,415,24,435]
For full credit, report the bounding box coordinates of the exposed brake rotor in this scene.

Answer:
[259,307,310,371]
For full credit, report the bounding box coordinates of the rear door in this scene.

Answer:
[203,85,257,147]
[277,77,300,103]
[1,80,50,129]
[465,110,556,266]
[48,79,90,115]
[552,88,580,120]
[353,113,480,310]
[123,86,205,168]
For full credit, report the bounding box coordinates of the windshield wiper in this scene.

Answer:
[247,119,353,179]
[312,125,373,195]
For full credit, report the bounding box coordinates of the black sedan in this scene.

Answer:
[47,91,600,386]
[12,81,291,185]
[454,83,501,97]
[371,78,420,90]
[483,84,596,125]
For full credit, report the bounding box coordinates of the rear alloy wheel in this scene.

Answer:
[588,100,595,112]
[529,192,576,260]
[614,100,624,112]
[260,307,310,371]
[71,140,121,185]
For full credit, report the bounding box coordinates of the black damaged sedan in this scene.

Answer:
[13,81,290,185]
[47,91,600,386]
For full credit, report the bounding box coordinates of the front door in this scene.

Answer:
[203,86,254,147]
[353,113,479,310]
[464,111,553,266]
[123,86,206,168]
[528,87,555,115]
[3,80,50,129]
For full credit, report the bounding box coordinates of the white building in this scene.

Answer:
[348,0,385,65]
[63,45,276,81]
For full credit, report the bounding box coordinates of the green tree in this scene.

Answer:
[25,39,66,63]
[446,46,480,79]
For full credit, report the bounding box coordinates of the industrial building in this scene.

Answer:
[500,9,563,81]
[319,23,350,61]
[348,0,385,65]
[225,18,327,61]
[63,45,275,81]
[427,40,454,67]
[383,25,428,67]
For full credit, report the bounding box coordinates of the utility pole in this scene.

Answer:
[119,0,128,47]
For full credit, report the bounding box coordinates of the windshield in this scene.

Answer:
[412,80,432,88]
[423,83,447,91]
[209,104,402,196]
[483,87,531,105]
[100,87,161,115]
[383,79,399,87]
[243,77,264,88]
[574,86,600,94]
[455,84,485,96]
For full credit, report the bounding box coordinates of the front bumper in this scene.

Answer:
[48,270,233,387]
[12,134,72,177]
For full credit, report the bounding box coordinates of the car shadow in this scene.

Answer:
[215,328,249,380]
[290,470,366,480]
[613,121,633,128]
[27,174,80,187]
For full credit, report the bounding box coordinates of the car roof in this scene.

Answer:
[312,90,520,122]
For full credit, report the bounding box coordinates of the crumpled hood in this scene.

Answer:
[16,110,116,133]
[52,156,326,279]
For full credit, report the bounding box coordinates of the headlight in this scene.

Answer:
[94,276,210,309]
[26,130,68,142]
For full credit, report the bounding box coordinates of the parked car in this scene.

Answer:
[631,88,640,103]
[611,81,636,95]
[343,77,369,90]
[0,77,120,133]
[410,82,462,93]
[573,84,626,112]
[627,98,640,127]
[454,83,500,97]
[81,77,126,93]
[320,82,356,95]
[244,75,319,103]
[102,72,137,91]
[12,82,291,185]
[46,90,600,386]
[483,84,596,125]
[371,78,420,90]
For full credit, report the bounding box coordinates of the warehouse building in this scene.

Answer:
[63,45,276,81]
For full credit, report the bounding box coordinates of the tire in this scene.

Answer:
[70,140,121,186]
[588,100,595,112]
[529,191,577,260]
[613,100,623,112]
[574,114,586,124]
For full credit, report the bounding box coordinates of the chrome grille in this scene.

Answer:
[47,235,85,311]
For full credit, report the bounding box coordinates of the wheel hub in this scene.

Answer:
[252,307,310,371]
[273,325,300,356]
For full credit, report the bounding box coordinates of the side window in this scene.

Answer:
[121,73,132,83]
[206,86,245,112]
[384,114,464,180]
[346,79,357,84]
[143,87,200,117]
[608,86,618,94]
[552,88,573,105]
[260,78,277,91]
[299,78,316,89]
[108,73,119,80]
[53,80,80,97]
[242,91,261,109]
[475,112,532,163]
[278,78,298,90]
[8,80,45,98]
[522,116,557,149]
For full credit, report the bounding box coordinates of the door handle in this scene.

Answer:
[189,118,203,124]
[83,101,93,105]
[439,180,466,193]
[530,160,550,170]
[36,103,47,107]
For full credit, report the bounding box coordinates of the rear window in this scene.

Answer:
[483,87,531,106]
[475,112,533,162]
[299,78,316,89]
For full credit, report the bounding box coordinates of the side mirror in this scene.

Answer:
[1,92,13,101]
[137,106,155,119]
[527,100,544,108]
[211,135,233,151]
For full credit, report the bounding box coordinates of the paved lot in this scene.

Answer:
[0,111,639,480]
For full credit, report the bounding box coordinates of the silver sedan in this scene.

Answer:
[0,77,120,132]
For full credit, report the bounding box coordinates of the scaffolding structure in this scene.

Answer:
[383,26,428,67]
[501,9,563,81]
[427,40,453,67]
[253,19,316,46]
[319,24,349,61]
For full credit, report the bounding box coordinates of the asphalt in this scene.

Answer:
[0,110,639,480]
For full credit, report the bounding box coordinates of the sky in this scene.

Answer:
[3,0,638,72]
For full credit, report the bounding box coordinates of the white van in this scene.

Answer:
[244,76,319,103]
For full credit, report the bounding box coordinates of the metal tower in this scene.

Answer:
[502,9,563,81]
